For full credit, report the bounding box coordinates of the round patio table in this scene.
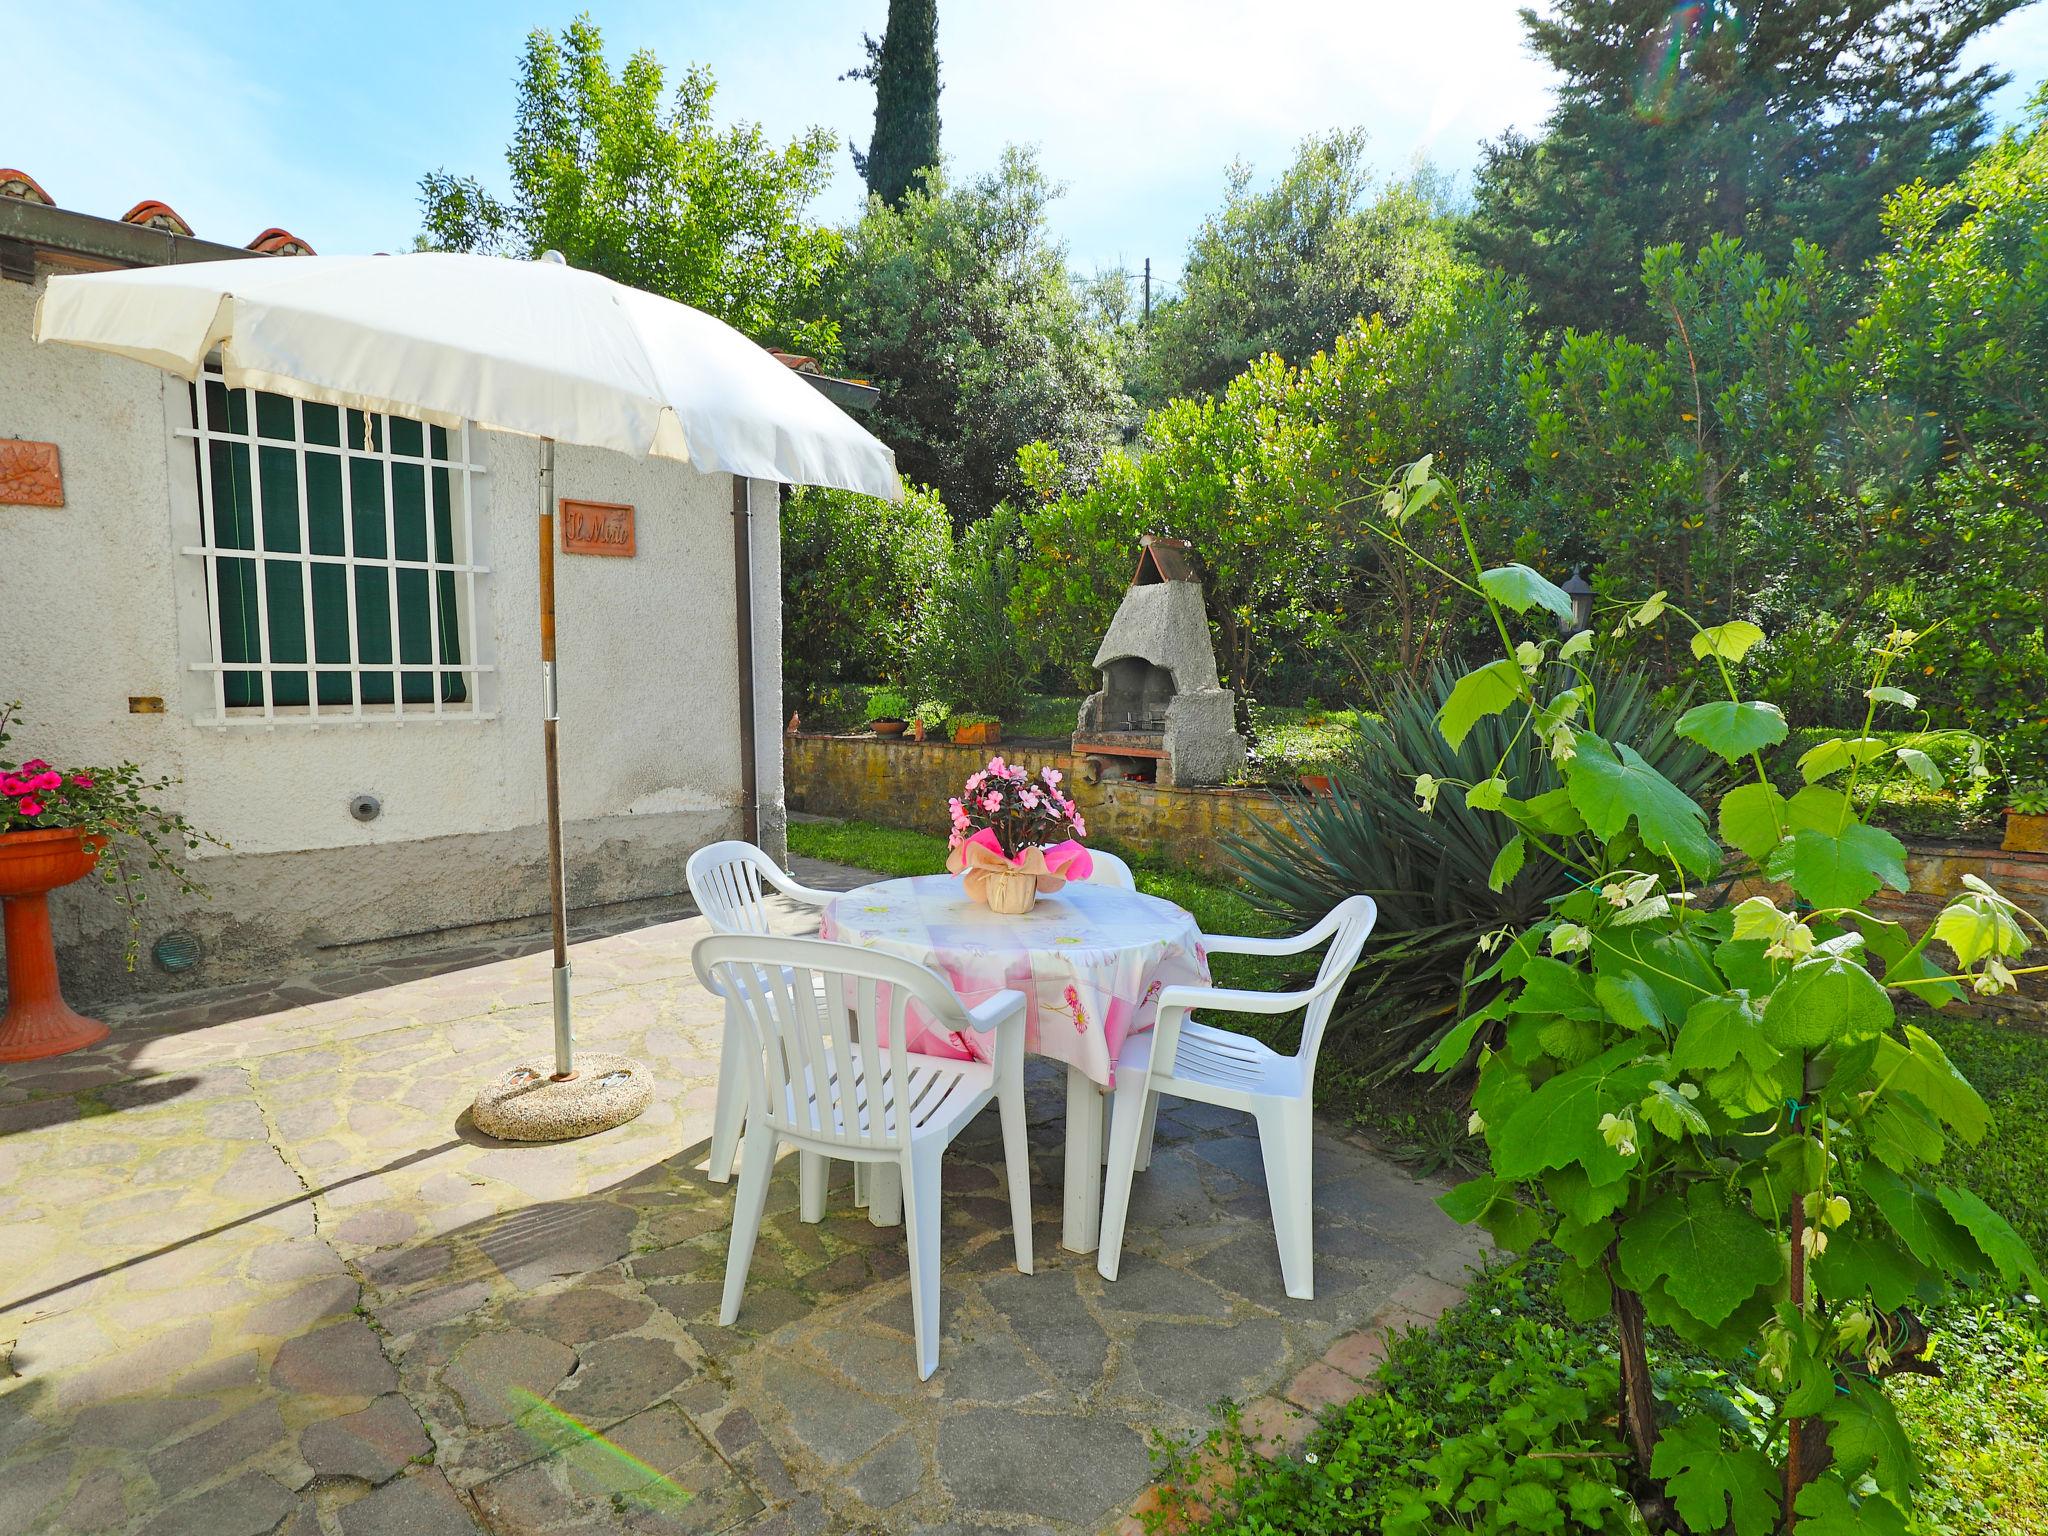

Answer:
[819,873,1210,1253]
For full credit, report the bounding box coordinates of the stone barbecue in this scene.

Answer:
[1074,535,1247,787]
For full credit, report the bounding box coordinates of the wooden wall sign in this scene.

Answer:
[0,441,63,507]
[559,498,635,557]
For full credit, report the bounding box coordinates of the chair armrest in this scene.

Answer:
[1157,983,1314,1016]
[964,988,1028,1034]
[1200,931,1322,957]
[760,864,842,909]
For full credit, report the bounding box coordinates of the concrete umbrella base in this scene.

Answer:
[470,1052,653,1141]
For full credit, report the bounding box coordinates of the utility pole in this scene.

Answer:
[1142,258,1151,326]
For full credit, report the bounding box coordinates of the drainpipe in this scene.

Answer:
[732,477,759,845]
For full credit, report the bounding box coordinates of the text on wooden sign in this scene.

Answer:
[559,499,635,557]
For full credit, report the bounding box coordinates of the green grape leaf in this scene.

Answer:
[1933,887,2030,967]
[1544,1164,1631,1226]
[1437,658,1526,750]
[1648,1415,1780,1536]
[1619,1184,1781,1326]
[1744,1135,1825,1224]
[1760,951,1893,1049]
[1865,684,1920,710]
[1492,1040,1664,1183]
[1565,735,1720,877]
[1864,1094,1944,1171]
[1937,1185,2046,1288]
[1640,1079,1709,1138]
[1552,1211,1617,1267]
[1690,620,1767,662]
[1559,627,1594,659]
[1797,736,1891,783]
[1813,1229,1939,1312]
[1718,782,1789,865]
[1436,1174,1506,1223]
[1860,1164,1983,1274]
[1764,823,1909,911]
[1676,699,1788,764]
[1852,915,1964,1008]
[1784,783,1853,833]
[1791,1479,1911,1536]
[1673,993,1767,1073]
[1510,955,1606,1020]
[1512,786,1587,835]
[1595,972,1664,1034]
[1478,563,1575,622]
[1465,775,1509,811]
[1823,1380,1918,1493]
[1552,1259,1612,1322]
[1418,994,1509,1074]
[1488,832,1527,893]
[1894,745,1943,787]
[1713,935,1779,995]
[1875,1026,1989,1143]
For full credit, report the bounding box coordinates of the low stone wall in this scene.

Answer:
[783,734,1292,877]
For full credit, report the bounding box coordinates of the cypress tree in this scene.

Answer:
[848,0,941,208]
[1470,0,2024,337]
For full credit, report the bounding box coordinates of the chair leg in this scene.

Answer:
[1135,1090,1161,1173]
[799,1152,827,1223]
[706,1000,746,1183]
[868,1161,903,1227]
[1094,1072,1151,1284]
[901,1142,945,1380]
[853,1161,872,1209]
[1255,1102,1316,1301]
[997,1049,1034,1277]
[719,1122,777,1325]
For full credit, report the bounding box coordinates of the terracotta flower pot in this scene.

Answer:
[870,719,907,738]
[0,827,111,1061]
[953,721,1003,747]
[2004,811,2048,854]
[1299,773,1332,796]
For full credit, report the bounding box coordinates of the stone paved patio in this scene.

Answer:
[0,858,1482,1536]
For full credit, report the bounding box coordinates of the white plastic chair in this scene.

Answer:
[685,841,840,1185]
[1096,894,1378,1300]
[1080,848,1136,890]
[693,934,1033,1378]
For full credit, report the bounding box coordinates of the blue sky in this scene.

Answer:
[12,1,2048,292]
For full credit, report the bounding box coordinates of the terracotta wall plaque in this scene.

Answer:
[559,498,635,557]
[0,441,63,507]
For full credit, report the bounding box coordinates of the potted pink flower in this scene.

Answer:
[945,758,1093,914]
[0,702,223,1060]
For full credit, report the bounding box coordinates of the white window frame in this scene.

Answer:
[172,367,496,727]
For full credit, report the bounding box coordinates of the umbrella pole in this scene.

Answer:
[538,437,573,1079]
[467,435,651,1142]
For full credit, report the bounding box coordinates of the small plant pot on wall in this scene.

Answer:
[869,718,908,738]
[1298,773,1333,796]
[952,718,1003,747]
[0,827,111,1061]
[2004,811,2048,854]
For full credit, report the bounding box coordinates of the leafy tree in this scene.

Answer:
[844,0,941,208]
[781,481,951,703]
[1853,88,2048,774]
[1138,134,1470,405]
[1471,0,2022,337]
[417,16,842,354]
[905,508,1029,716]
[828,147,1127,520]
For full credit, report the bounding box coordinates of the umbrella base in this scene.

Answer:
[470,1052,652,1142]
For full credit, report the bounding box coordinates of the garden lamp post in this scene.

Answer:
[1561,568,1594,635]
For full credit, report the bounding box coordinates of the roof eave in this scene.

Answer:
[0,198,262,284]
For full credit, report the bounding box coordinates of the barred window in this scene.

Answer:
[180,370,492,722]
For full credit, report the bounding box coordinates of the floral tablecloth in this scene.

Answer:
[818,874,1210,1088]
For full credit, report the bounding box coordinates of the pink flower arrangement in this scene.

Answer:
[946,756,1087,859]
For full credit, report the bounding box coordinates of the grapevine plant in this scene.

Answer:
[1370,460,2044,1534]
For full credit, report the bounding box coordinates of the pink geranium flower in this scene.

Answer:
[70,774,93,788]
[20,760,48,774]
[31,771,61,792]
[17,799,43,817]
[0,776,23,796]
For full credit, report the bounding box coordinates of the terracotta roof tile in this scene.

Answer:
[0,169,55,206]
[246,227,316,256]
[121,200,194,236]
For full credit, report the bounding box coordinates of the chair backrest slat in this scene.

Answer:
[1082,849,1137,890]
[687,840,786,935]
[1295,895,1379,1075]
[694,934,976,1154]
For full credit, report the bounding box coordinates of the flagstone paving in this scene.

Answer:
[0,858,1483,1536]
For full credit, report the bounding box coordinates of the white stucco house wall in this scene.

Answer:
[0,180,849,1003]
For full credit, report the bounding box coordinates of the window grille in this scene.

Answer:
[178,372,492,723]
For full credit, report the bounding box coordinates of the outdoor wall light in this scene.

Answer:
[1560,569,1594,636]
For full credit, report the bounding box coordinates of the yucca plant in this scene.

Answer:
[1223,659,1719,1073]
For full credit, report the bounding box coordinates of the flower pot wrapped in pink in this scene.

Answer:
[945,758,1094,914]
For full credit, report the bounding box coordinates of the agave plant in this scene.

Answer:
[1224,660,1720,1074]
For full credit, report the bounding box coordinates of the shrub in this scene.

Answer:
[781,481,950,704]
[863,687,910,723]
[904,508,1028,716]
[1225,658,1716,1074]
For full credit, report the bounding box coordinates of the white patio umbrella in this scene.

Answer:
[37,250,899,1133]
